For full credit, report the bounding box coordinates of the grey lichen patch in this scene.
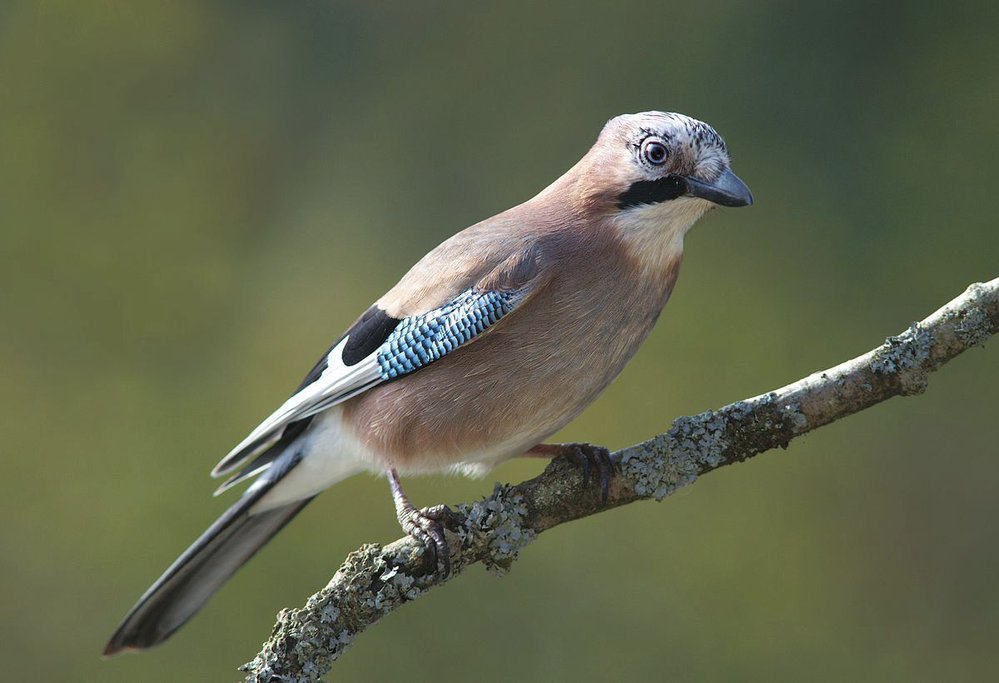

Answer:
[720,399,764,437]
[620,407,735,501]
[754,392,804,431]
[364,561,424,610]
[619,393,808,501]
[241,543,435,682]
[620,433,697,501]
[712,394,806,453]
[871,323,934,373]
[456,484,535,574]
[870,323,933,393]
[953,305,992,348]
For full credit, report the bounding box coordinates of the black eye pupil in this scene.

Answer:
[645,141,667,164]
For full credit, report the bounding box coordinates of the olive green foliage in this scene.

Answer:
[1,1,997,681]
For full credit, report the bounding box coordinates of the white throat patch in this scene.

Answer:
[612,196,712,273]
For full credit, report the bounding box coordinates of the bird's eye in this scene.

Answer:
[641,138,669,166]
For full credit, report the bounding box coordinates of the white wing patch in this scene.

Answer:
[211,337,381,479]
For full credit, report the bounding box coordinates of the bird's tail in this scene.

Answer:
[103,465,313,655]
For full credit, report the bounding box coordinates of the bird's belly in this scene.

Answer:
[339,373,573,476]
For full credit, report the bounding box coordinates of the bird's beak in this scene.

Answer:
[680,169,753,207]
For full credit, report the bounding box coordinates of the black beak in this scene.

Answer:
[680,169,753,207]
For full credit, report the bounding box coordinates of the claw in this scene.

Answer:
[400,505,453,577]
[558,443,616,504]
[387,469,453,577]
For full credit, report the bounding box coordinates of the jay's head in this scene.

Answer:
[571,111,752,237]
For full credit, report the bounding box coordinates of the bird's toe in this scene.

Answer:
[400,506,453,578]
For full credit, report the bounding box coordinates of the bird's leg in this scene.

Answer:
[525,443,616,503]
[386,468,452,577]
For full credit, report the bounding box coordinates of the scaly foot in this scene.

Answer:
[387,469,453,576]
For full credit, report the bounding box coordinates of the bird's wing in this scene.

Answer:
[211,243,548,485]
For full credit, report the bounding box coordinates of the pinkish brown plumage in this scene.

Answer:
[344,208,683,474]
[106,111,752,656]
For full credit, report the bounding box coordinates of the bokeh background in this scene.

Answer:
[3,1,998,680]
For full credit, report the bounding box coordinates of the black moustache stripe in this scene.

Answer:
[616,175,687,210]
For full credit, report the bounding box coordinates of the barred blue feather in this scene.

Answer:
[377,289,518,379]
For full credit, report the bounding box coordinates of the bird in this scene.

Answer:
[104,111,753,655]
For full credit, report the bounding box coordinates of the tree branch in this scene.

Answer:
[241,278,998,682]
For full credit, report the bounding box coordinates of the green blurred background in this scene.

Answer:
[3,1,998,680]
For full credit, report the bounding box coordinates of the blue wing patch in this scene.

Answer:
[377,289,519,379]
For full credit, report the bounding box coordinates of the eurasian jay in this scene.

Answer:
[105,111,752,654]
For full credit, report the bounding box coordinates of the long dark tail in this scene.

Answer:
[103,478,313,655]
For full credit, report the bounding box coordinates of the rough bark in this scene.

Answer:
[241,277,998,682]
